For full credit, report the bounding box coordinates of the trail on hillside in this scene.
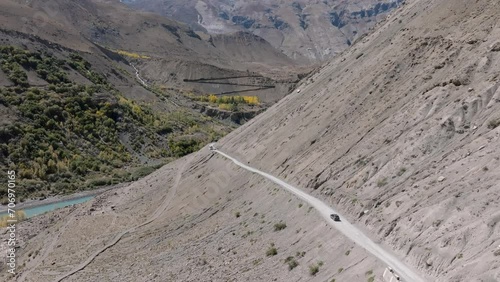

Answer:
[53,156,193,282]
[214,149,426,282]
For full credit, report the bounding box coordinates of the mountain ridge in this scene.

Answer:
[123,0,405,63]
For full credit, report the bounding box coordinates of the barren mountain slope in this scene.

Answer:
[123,0,404,63]
[7,155,390,282]
[220,0,500,280]
[5,0,500,281]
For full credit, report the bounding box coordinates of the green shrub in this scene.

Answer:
[131,166,157,179]
[1,62,29,87]
[88,177,113,187]
[156,125,173,135]
[168,138,203,157]
[274,222,287,231]
[309,264,320,276]
[285,256,299,270]
[266,246,278,257]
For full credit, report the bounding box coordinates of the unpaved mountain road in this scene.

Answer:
[213,148,426,282]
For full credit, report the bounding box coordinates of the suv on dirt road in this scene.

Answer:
[330,214,341,222]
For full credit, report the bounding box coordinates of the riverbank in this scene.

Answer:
[0,182,130,214]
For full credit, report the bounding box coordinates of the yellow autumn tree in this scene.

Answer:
[208,94,218,103]
[243,96,259,105]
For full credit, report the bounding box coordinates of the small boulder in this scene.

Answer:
[437,176,446,182]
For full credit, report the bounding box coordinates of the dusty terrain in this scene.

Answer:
[5,153,388,282]
[2,0,500,281]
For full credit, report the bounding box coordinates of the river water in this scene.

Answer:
[0,195,94,218]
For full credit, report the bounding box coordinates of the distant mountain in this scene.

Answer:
[122,0,404,64]
[2,0,307,102]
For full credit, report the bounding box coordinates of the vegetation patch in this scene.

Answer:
[274,222,287,231]
[309,262,322,276]
[0,45,230,199]
[190,94,260,112]
[266,244,278,257]
[284,256,299,270]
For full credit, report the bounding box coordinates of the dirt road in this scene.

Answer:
[214,148,426,282]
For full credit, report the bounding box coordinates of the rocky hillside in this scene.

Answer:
[123,0,404,63]
[4,0,500,281]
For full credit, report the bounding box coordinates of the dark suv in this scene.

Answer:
[330,214,341,222]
